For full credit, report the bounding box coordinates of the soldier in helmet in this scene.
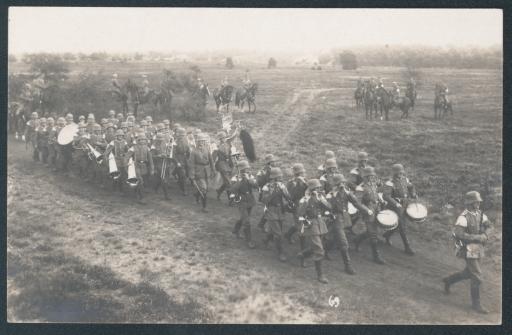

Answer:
[151,132,174,200]
[348,151,369,191]
[145,116,156,138]
[126,122,136,146]
[78,115,86,124]
[86,114,96,133]
[89,123,108,185]
[23,112,39,161]
[213,130,234,201]
[317,150,335,177]
[104,123,116,143]
[256,154,280,230]
[46,117,58,170]
[163,119,171,131]
[297,179,332,283]
[260,167,293,262]
[283,163,309,256]
[116,112,124,124]
[36,118,49,164]
[52,117,66,172]
[188,133,215,212]
[353,166,387,264]
[382,163,418,255]
[104,129,129,193]
[72,122,91,178]
[229,160,259,248]
[125,133,155,203]
[65,113,75,125]
[325,173,366,275]
[172,127,191,196]
[442,191,492,314]
[319,158,339,194]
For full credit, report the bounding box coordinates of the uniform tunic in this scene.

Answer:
[326,187,364,249]
[173,139,191,181]
[287,176,308,226]
[359,181,383,242]
[383,176,417,231]
[188,146,215,194]
[126,144,154,186]
[297,194,331,261]
[261,181,292,237]
[230,174,258,228]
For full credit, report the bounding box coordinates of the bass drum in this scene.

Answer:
[376,209,399,231]
[406,202,428,223]
[57,123,79,145]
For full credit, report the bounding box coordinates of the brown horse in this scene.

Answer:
[235,83,258,113]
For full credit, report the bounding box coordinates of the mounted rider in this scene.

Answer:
[436,82,449,106]
[243,70,252,89]
[391,82,401,103]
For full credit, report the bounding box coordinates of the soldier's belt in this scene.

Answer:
[136,160,147,164]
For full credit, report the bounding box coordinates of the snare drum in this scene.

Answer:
[376,209,399,231]
[406,202,428,223]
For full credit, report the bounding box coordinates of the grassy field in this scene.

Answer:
[7,62,502,323]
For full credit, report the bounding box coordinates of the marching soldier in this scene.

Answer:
[126,122,136,146]
[107,110,116,124]
[260,167,293,262]
[256,154,280,230]
[46,117,58,170]
[297,179,332,283]
[317,150,335,177]
[52,117,66,172]
[145,116,156,138]
[213,131,234,201]
[382,163,418,255]
[188,133,215,212]
[319,158,339,194]
[125,133,155,204]
[104,129,128,192]
[104,123,116,143]
[163,119,171,132]
[325,173,365,275]
[89,124,108,184]
[173,127,191,196]
[23,112,39,162]
[229,160,259,248]
[348,151,369,191]
[353,166,386,264]
[442,191,492,314]
[72,122,91,178]
[86,114,96,133]
[78,115,86,124]
[65,113,75,125]
[151,132,174,200]
[36,118,49,164]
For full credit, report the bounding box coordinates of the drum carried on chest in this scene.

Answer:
[376,209,399,231]
[406,202,428,223]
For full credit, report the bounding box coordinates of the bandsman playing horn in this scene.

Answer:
[283,163,308,252]
[172,127,191,196]
[353,166,387,264]
[188,132,215,212]
[348,151,369,191]
[442,191,492,314]
[256,154,280,231]
[317,150,336,177]
[382,163,418,255]
[260,167,293,262]
[319,158,339,194]
[104,129,129,192]
[297,179,332,283]
[151,132,174,200]
[213,130,234,201]
[72,122,91,179]
[229,160,259,248]
[125,133,155,204]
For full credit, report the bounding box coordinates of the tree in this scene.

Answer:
[134,53,144,61]
[89,52,109,61]
[225,57,234,69]
[62,52,76,61]
[267,57,277,69]
[28,53,69,82]
[339,51,358,70]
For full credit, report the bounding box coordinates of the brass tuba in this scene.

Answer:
[108,152,121,180]
[86,143,104,164]
[126,157,139,188]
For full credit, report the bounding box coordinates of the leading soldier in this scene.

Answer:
[213,131,234,201]
[297,179,332,283]
[382,163,418,255]
[283,163,308,252]
[256,154,280,230]
[188,133,215,212]
[229,160,259,248]
[442,191,492,314]
[72,122,91,179]
[172,127,191,196]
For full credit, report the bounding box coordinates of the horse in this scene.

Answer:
[235,83,258,113]
[213,85,234,113]
[192,83,210,119]
[354,85,364,111]
[362,84,378,120]
[376,88,412,121]
[434,94,453,120]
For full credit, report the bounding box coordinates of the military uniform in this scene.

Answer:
[188,133,215,211]
[297,179,332,283]
[151,133,174,200]
[353,167,386,264]
[126,135,155,202]
[36,120,49,164]
[260,167,292,262]
[443,191,492,314]
[24,115,39,161]
[46,120,59,170]
[256,154,279,230]
[319,158,338,194]
[283,164,308,254]
[213,132,234,200]
[89,126,108,183]
[230,160,258,248]
[382,164,417,255]
[173,128,191,195]
[72,126,91,178]
[105,131,128,192]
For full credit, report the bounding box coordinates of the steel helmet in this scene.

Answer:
[137,133,147,141]
[145,116,153,122]
[108,110,116,117]
[31,112,38,118]
[196,133,208,142]
[174,123,181,129]
[65,113,74,121]
[265,154,277,164]
[361,166,376,177]
[464,191,483,205]
[307,179,323,191]
[332,173,347,185]
[140,120,148,126]
[120,122,128,128]
[79,115,86,121]
[156,123,165,131]
[163,119,170,125]
[176,128,187,136]
[325,158,337,169]
[237,160,250,170]
[47,117,54,123]
[325,150,335,159]
[269,167,283,179]
[292,163,306,175]
[194,128,202,136]
[392,163,405,174]
[116,113,123,119]
[57,117,66,125]
[39,117,47,124]
[115,129,124,136]
[283,168,294,179]
[358,151,369,161]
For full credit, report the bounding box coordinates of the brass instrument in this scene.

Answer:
[160,138,174,181]
[108,152,121,180]
[86,143,104,164]
[126,157,139,188]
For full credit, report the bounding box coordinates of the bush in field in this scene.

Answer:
[226,57,234,69]
[339,51,358,70]
[64,71,114,119]
[267,58,277,69]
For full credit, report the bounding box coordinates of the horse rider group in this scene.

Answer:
[19,94,490,317]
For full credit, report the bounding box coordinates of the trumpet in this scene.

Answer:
[108,152,121,180]
[86,143,104,164]
[126,157,139,188]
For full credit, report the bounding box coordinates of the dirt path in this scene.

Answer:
[6,87,501,324]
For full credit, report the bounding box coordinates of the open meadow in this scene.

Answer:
[7,61,502,323]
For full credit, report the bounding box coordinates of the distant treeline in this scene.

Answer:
[327,45,502,69]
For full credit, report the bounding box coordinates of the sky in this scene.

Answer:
[8,7,503,54]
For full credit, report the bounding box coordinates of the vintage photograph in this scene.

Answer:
[7,7,502,324]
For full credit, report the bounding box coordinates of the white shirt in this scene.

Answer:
[455,210,489,228]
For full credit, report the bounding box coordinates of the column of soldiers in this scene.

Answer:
[20,112,492,314]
